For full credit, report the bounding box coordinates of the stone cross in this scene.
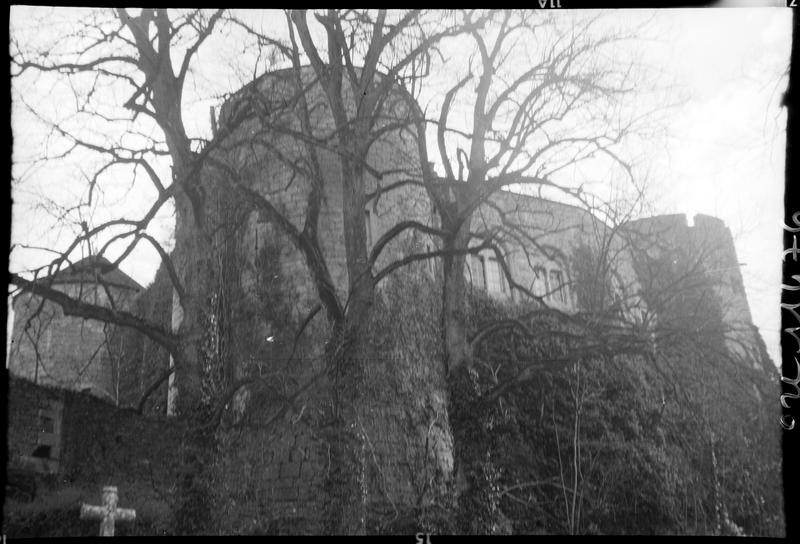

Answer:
[80,486,136,536]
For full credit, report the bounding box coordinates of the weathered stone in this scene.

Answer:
[80,486,136,537]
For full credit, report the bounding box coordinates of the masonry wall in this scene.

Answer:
[183,66,772,533]
[626,213,771,370]
[7,376,182,482]
[218,67,434,319]
[6,374,64,474]
[5,376,183,536]
[204,68,451,533]
[466,190,645,316]
[209,270,449,534]
[202,66,684,532]
[116,265,173,415]
[691,215,767,369]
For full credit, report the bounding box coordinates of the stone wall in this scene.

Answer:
[217,67,433,317]
[104,66,769,533]
[6,374,65,475]
[691,214,766,369]
[210,271,449,534]
[5,376,183,536]
[204,68,450,533]
[465,189,646,317]
[9,273,140,403]
[7,376,182,483]
[626,213,771,370]
[202,65,777,533]
[212,404,329,533]
[116,264,173,415]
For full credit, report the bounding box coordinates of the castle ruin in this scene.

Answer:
[6,67,776,533]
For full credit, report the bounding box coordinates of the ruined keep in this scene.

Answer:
[197,67,454,532]
[6,67,778,534]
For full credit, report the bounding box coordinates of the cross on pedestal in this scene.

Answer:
[80,486,136,536]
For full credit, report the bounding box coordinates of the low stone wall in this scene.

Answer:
[5,376,183,536]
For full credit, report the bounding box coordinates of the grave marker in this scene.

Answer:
[80,486,136,536]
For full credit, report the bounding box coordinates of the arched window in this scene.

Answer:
[610,273,625,311]
[364,209,373,248]
[533,266,549,297]
[550,269,568,304]
[486,256,508,295]
[469,254,486,290]
[468,251,510,298]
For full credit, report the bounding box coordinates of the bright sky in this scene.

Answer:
[9,8,792,367]
[640,8,790,367]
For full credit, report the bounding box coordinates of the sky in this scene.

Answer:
[8,7,792,367]
[639,8,790,367]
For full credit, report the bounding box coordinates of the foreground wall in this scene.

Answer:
[4,376,183,536]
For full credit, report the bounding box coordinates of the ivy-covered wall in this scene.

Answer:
[446,292,783,536]
[209,265,452,534]
[200,67,452,534]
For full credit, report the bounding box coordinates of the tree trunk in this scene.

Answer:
[341,157,375,330]
[438,209,472,529]
[325,345,368,534]
[324,156,374,534]
[441,219,472,373]
[170,166,221,534]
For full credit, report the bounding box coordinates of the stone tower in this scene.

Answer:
[201,67,454,532]
[625,213,771,370]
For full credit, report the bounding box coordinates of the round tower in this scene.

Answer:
[203,67,452,532]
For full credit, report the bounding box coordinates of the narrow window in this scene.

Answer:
[533,266,549,298]
[365,210,373,248]
[610,274,624,312]
[487,257,508,295]
[32,445,52,459]
[470,254,486,290]
[550,269,567,304]
[39,415,54,434]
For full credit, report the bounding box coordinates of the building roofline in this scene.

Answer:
[227,67,727,235]
[37,256,143,292]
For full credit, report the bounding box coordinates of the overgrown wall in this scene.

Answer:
[4,376,183,537]
[203,67,453,533]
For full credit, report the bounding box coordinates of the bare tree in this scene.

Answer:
[8,8,648,533]
[10,8,475,534]
[10,8,282,532]
[11,8,776,535]
[314,10,652,386]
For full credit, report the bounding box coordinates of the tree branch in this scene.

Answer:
[9,272,179,356]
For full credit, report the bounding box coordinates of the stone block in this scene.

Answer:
[300,459,319,479]
[279,460,302,479]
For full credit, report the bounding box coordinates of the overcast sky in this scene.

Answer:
[639,8,789,367]
[9,8,792,367]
